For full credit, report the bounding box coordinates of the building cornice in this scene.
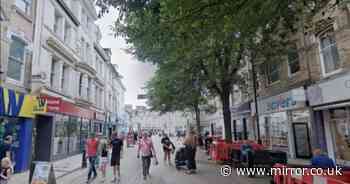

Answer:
[46,37,79,64]
[94,43,109,61]
[75,62,97,76]
[56,0,80,26]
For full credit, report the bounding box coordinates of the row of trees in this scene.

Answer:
[96,0,337,141]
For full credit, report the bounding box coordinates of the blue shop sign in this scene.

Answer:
[255,87,306,114]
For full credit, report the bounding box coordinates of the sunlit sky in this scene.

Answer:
[95,8,155,107]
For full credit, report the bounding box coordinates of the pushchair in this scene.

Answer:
[174,147,187,170]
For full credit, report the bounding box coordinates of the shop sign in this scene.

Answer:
[37,95,94,119]
[0,86,39,118]
[307,73,350,106]
[31,162,50,184]
[254,87,306,114]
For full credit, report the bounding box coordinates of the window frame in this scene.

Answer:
[7,35,27,84]
[15,0,32,16]
[318,32,342,77]
[50,57,59,89]
[265,62,280,85]
[287,44,301,77]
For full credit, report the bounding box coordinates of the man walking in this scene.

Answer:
[110,132,123,183]
[86,133,99,183]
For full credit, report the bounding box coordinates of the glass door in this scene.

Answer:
[292,123,311,158]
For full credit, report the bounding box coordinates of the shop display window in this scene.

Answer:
[0,117,21,162]
[260,112,289,153]
[330,108,350,165]
[53,114,80,157]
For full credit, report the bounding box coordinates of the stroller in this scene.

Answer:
[174,146,187,170]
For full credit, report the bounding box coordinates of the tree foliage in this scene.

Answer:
[96,0,333,140]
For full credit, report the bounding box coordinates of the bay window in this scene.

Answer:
[320,33,341,75]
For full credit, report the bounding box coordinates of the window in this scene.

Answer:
[287,44,300,76]
[50,58,58,88]
[320,33,341,75]
[86,43,90,64]
[330,108,350,164]
[80,38,85,59]
[87,77,91,101]
[61,65,68,92]
[64,22,71,44]
[15,0,32,16]
[266,63,280,85]
[79,74,83,96]
[54,11,63,36]
[8,36,26,81]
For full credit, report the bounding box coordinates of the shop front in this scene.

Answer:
[307,73,350,165]
[252,87,312,159]
[37,96,94,160]
[93,111,105,136]
[0,86,41,172]
[231,101,254,141]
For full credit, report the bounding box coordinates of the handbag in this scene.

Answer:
[152,157,159,166]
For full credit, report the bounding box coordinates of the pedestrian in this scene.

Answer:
[0,157,12,184]
[99,137,108,183]
[183,129,197,174]
[161,134,175,165]
[311,148,336,168]
[85,133,99,183]
[137,132,157,180]
[0,136,13,163]
[110,132,124,183]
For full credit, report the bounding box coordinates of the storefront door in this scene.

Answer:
[329,108,350,165]
[292,123,311,158]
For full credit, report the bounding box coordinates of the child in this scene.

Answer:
[0,157,12,184]
[99,141,108,183]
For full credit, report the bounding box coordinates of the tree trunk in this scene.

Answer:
[220,87,232,142]
[194,104,201,135]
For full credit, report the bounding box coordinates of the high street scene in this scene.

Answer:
[0,0,350,184]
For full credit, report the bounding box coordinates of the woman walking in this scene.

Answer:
[137,132,157,180]
[161,134,175,165]
[183,129,197,174]
[99,137,108,183]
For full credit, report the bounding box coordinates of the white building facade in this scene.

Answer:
[31,0,125,159]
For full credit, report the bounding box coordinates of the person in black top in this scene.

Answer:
[110,132,123,183]
[161,134,175,165]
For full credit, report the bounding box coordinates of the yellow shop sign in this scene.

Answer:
[0,87,46,118]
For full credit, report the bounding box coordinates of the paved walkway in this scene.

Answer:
[10,136,271,184]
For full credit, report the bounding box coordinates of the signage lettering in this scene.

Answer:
[0,87,25,117]
[266,96,297,112]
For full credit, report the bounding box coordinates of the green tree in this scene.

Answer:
[96,0,333,141]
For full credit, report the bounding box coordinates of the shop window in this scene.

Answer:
[287,44,300,76]
[319,33,341,75]
[265,62,280,85]
[15,0,32,16]
[7,36,26,82]
[330,108,350,164]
